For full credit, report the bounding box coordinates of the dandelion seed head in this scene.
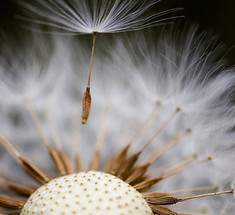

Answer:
[21,171,153,215]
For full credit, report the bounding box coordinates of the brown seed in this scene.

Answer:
[82,87,91,124]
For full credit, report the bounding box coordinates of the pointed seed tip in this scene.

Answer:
[186,128,192,133]
[207,156,212,161]
[81,88,92,125]
[156,100,162,106]
[176,106,181,112]
[81,117,87,124]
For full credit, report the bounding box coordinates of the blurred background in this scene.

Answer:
[0,0,234,63]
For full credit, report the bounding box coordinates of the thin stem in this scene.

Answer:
[169,185,218,195]
[162,154,197,174]
[87,32,97,88]
[148,155,195,176]
[147,128,191,164]
[89,105,111,170]
[24,98,50,148]
[71,110,83,172]
[46,110,73,174]
[139,107,181,153]
[118,116,137,147]
[128,100,161,147]
[24,98,67,176]
[179,189,233,202]
[81,32,98,124]
[162,156,211,179]
[130,114,159,153]
[177,212,223,215]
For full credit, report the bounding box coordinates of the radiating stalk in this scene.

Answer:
[179,189,233,202]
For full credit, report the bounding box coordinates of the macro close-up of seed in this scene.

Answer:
[0,0,235,215]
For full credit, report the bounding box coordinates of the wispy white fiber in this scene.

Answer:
[18,0,182,34]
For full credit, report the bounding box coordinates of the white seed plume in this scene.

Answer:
[18,0,181,34]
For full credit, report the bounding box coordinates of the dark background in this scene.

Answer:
[0,0,234,63]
